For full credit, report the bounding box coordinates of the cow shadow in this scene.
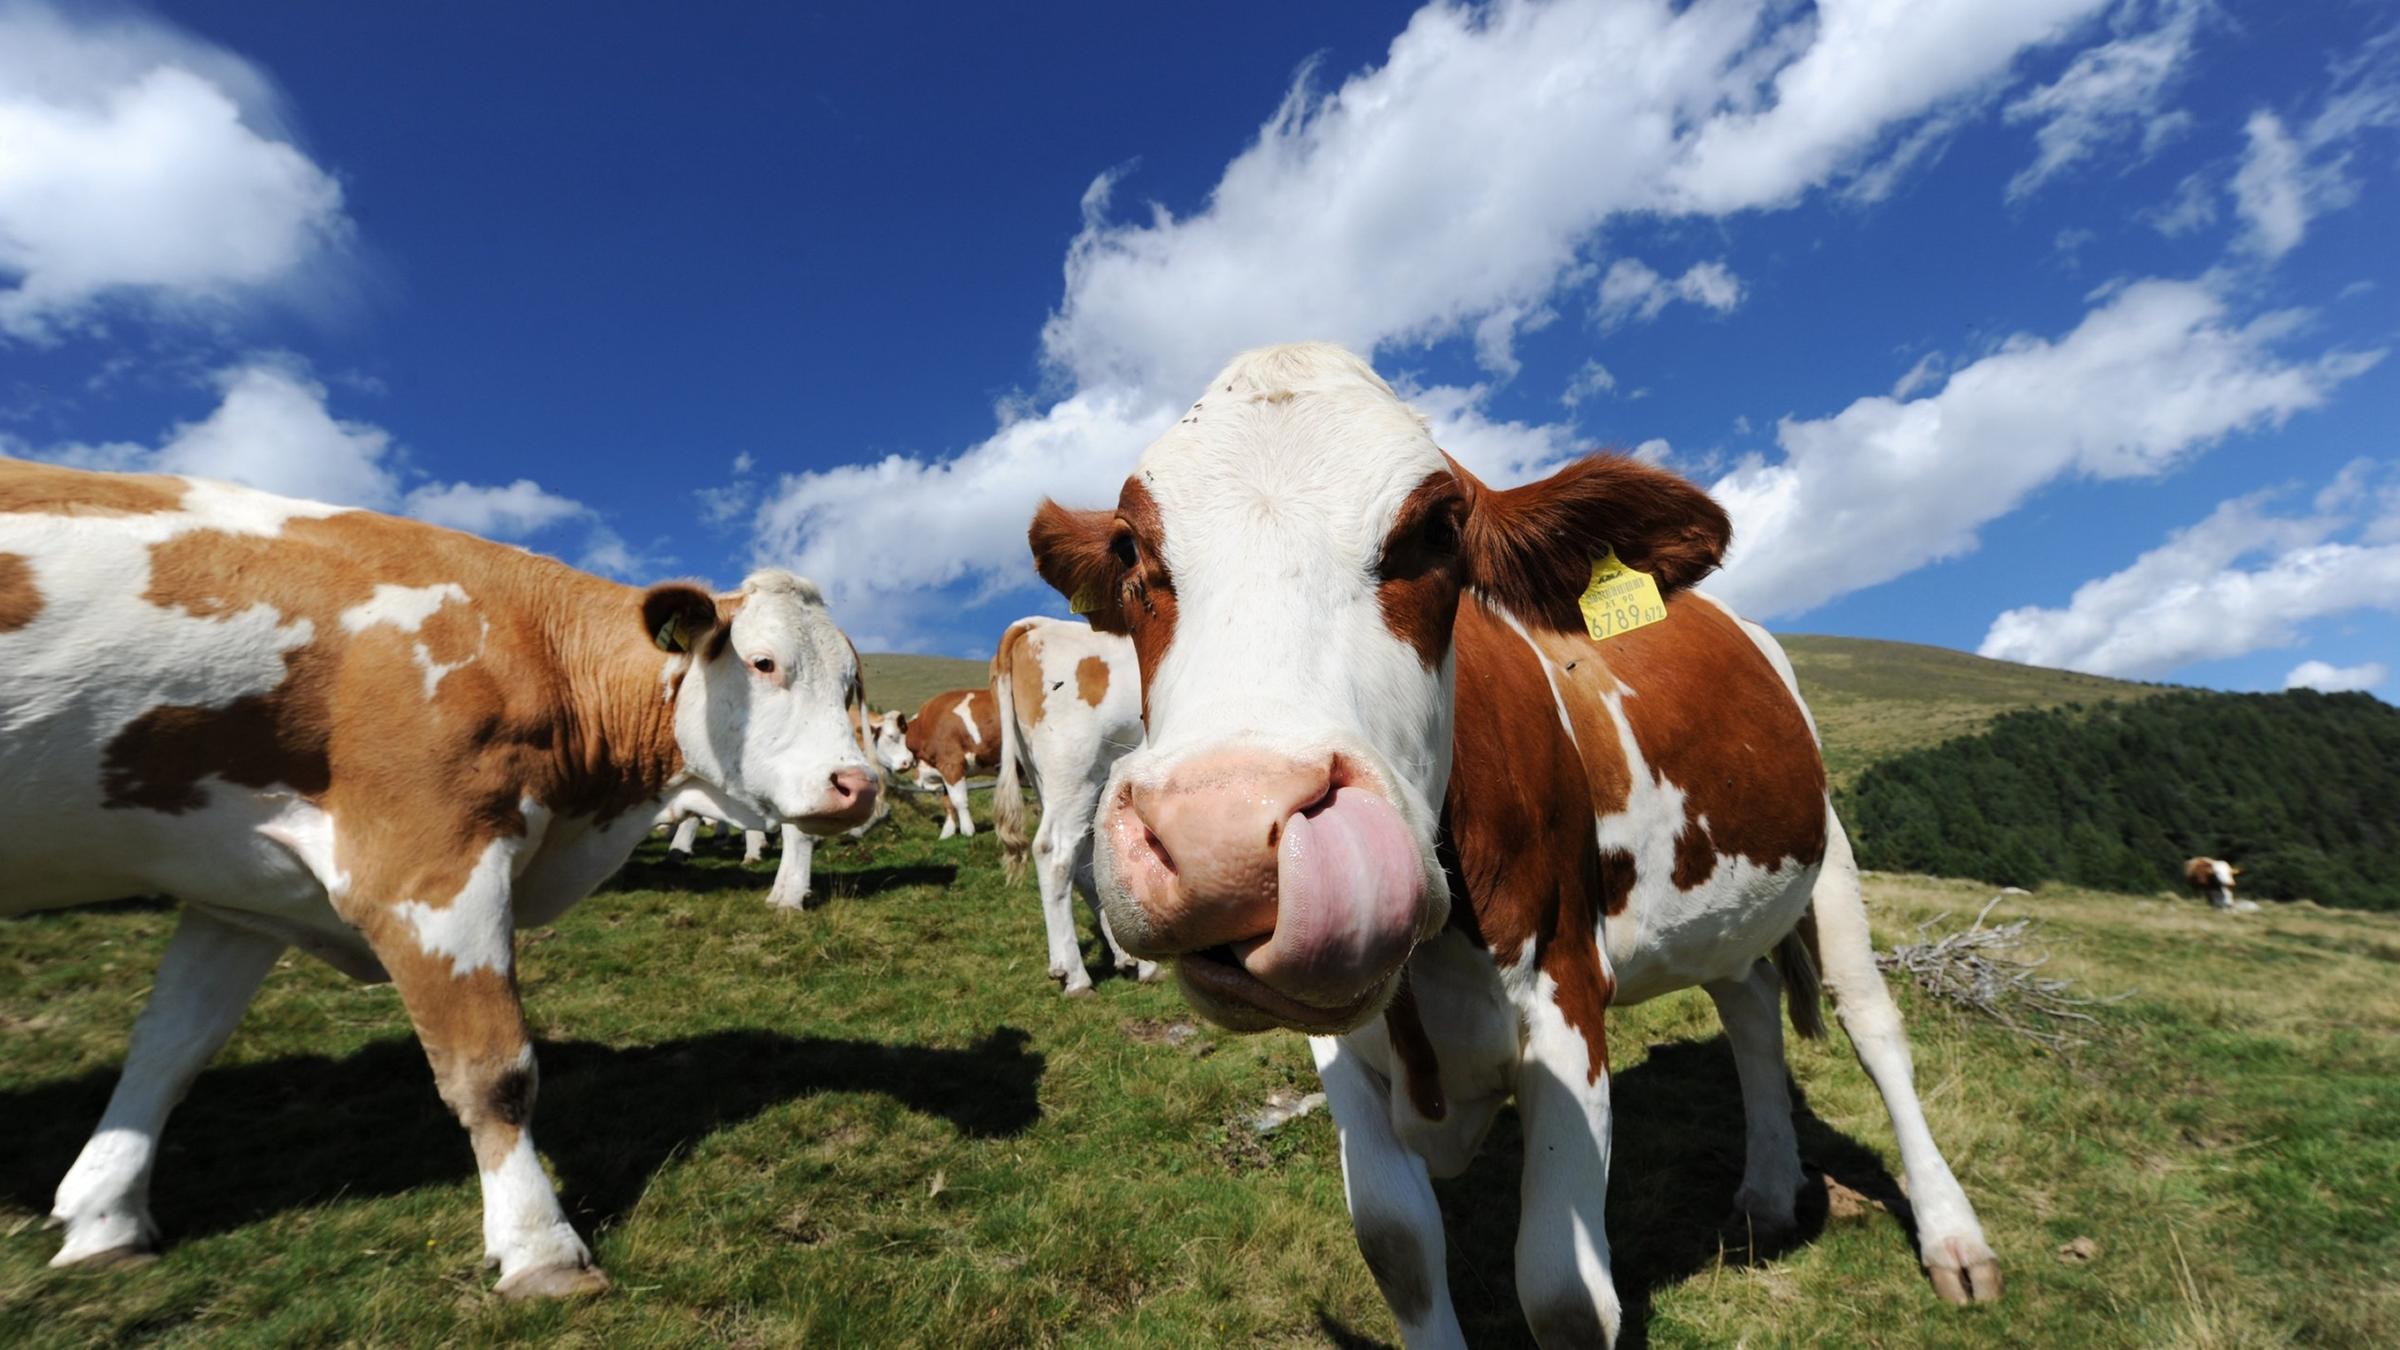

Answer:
[1326,1034,1910,1348]
[599,856,957,901]
[0,1025,1041,1247]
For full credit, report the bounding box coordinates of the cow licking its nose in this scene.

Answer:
[1107,749,1425,1031]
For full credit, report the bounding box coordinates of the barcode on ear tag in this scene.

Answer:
[1578,548,1666,642]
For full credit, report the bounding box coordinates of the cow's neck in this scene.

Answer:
[537,580,689,822]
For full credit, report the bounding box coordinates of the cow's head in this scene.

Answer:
[867,710,917,775]
[643,569,880,836]
[1027,343,1728,1033]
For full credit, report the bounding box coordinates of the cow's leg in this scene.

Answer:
[1514,985,1621,1347]
[1312,1035,1464,1349]
[1812,811,2001,1304]
[667,816,701,857]
[947,775,976,837]
[766,824,814,911]
[49,907,282,1267]
[936,776,959,839]
[355,862,602,1298]
[1033,808,1092,994]
[742,829,767,865]
[1705,957,1804,1245]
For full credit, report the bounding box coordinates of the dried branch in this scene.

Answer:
[1877,897,2128,1054]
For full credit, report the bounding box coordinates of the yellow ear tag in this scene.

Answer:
[653,615,688,653]
[1069,582,1103,616]
[1578,548,1666,642]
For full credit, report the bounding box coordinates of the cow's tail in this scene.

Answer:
[1775,908,1828,1041]
[993,621,1034,882]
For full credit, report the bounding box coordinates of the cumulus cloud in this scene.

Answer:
[11,359,654,575]
[1594,258,1744,329]
[1560,359,1616,409]
[2219,32,2400,259]
[1706,278,2383,618]
[753,0,2118,635]
[1978,473,2400,678]
[2285,659,2388,694]
[0,0,351,340]
[2003,0,2203,200]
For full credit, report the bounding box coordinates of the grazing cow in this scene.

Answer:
[990,616,1159,993]
[1027,345,1999,1345]
[903,688,1001,838]
[0,459,878,1297]
[2184,856,2244,911]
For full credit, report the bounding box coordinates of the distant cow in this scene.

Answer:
[663,705,914,909]
[903,688,1001,837]
[0,459,878,1297]
[990,617,1158,994]
[2185,857,2244,910]
[1028,344,1999,1343]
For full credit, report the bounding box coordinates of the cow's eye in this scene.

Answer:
[752,656,776,675]
[1110,530,1140,569]
[1421,506,1462,557]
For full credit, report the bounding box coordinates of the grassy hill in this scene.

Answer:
[1776,635,2162,787]
[866,633,2165,786]
[5,803,2394,1345]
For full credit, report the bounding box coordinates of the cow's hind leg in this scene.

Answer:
[1813,808,2001,1304]
[666,815,700,858]
[50,907,283,1267]
[766,825,814,910]
[946,775,976,837]
[1704,956,1804,1251]
[1312,1035,1465,1349]
[1032,807,1092,993]
[354,854,603,1298]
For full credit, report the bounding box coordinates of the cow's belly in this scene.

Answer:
[1605,855,1818,1005]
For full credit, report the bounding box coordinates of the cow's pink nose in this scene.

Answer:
[1119,750,1335,952]
[800,766,879,831]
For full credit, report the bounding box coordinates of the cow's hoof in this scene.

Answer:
[767,898,809,913]
[1062,982,1096,999]
[1926,1235,2003,1305]
[1716,1209,1797,1263]
[496,1262,611,1301]
[51,1243,158,1271]
[1131,960,1163,984]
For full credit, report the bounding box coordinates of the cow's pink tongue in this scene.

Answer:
[1233,787,1422,1009]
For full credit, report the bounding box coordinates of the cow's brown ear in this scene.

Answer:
[641,583,721,654]
[1028,499,1130,634]
[1460,454,1731,631]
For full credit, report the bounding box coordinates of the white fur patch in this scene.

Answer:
[954,697,983,747]
[339,582,468,635]
[392,836,516,976]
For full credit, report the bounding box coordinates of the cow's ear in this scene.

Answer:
[1029,499,1130,634]
[1459,454,1730,631]
[641,583,721,655]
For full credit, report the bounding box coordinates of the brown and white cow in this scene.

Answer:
[990,616,1159,993]
[2184,856,2245,911]
[662,705,913,909]
[0,458,879,1296]
[902,687,1002,838]
[1027,345,1999,1345]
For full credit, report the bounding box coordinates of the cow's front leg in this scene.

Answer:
[666,814,701,857]
[1311,1035,1465,1349]
[766,824,814,911]
[946,775,977,837]
[1704,956,1804,1247]
[742,829,768,865]
[1515,982,1620,1347]
[353,856,602,1299]
[50,907,283,1267]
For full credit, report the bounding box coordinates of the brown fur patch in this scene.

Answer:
[1384,975,1448,1122]
[1074,654,1111,708]
[1027,479,1178,724]
[1376,471,1469,668]
[998,623,1047,729]
[0,551,40,632]
[905,687,1002,790]
[0,458,186,517]
[1454,452,1730,634]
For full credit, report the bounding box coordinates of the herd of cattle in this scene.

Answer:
[4,343,2026,1343]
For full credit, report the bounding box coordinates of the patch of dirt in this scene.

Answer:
[1122,1017,1208,1053]
[2057,1235,2099,1263]
[1824,1176,1885,1221]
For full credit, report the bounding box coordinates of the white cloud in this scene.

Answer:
[1560,359,1616,408]
[1891,351,1945,399]
[1596,258,1745,329]
[2229,111,2313,259]
[749,0,2138,638]
[1979,473,2400,678]
[1707,278,2383,618]
[2285,659,2388,694]
[2143,169,2218,237]
[0,0,351,340]
[404,479,590,538]
[2003,0,2202,200]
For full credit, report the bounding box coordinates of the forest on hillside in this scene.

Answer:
[1841,689,2400,911]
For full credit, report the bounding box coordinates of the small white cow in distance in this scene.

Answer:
[989,616,1159,994]
[2184,856,2254,911]
[1028,344,2000,1345]
[0,458,879,1298]
[661,707,914,909]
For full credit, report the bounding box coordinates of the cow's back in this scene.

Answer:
[1446,588,1828,1003]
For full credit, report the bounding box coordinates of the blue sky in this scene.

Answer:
[3,1,2395,695]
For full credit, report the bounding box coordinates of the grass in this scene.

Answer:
[1776,634,2163,786]
[4,782,2395,1347]
[860,652,989,717]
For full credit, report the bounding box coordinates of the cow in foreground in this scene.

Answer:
[903,687,1001,837]
[2184,856,2248,911]
[1027,345,1999,1344]
[0,459,879,1296]
[990,616,1158,993]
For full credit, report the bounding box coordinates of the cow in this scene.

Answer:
[1025,344,2000,1345]
[661,706,914,909]
[0,458,878,1297]
[902,687,1002,838]
[989,616,1159,994]
[2184,856,2247,911]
